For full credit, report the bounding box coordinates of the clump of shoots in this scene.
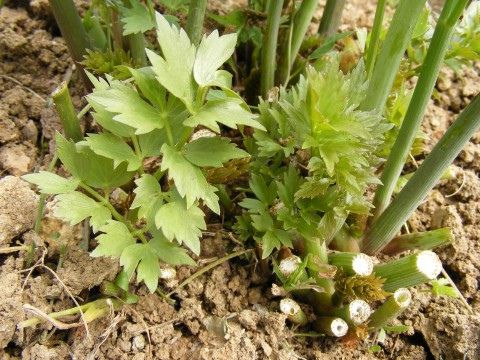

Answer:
[314,317,349,337]
[374,251,443,292]
[368,288,412,331]
[329,252,374,276]
[280,298,308,326]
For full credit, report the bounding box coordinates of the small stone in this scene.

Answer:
[132,335,146,351]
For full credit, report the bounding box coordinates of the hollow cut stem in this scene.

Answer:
[280,298,308,325]
[313,316,349,337]
[328,252,374,276]
[368,288,411,330]
[52,82,83,142]
[332,299,372,325]
[374,251,442,292]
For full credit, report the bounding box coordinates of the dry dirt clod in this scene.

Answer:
[0,175,38,245]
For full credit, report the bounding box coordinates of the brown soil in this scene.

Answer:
[1,1,479,360]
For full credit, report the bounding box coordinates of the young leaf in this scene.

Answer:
[147,12,196,106]
[161,144,219,213]
[184,99,265,133]
[54,192,111,232]
[155,200,206,255]
[121,0,155,35]
[22,171,79,194]
[431,278,458,298]
[194,31,237,86]
[120,243,160,292]
[184,137,249,167]
[87,83,164,134]
[56,132,134,189]
[131,174,163,219]
[91,220,136,258]
[261,229,292,259]
[84,133,142,171]
[149,234,196,266]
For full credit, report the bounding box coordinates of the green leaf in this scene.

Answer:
[89,99,136,138]
[129,67,167,110]
[54,191,111,232]
[155,200,206,255]
[431,278,458,298]
[161,144,219,213]
[87,83,164,135]
[120,243,159,293]
[249,174,277,205]
[184,99,265,133]
[56,132,134,189]
[131,174,163,219]
[91,220,136,258]
[184,136,249,167]
[22,171,79,194]
[84,133,142,171]
[121,0,155,35]
[150,234,195,266]
[147,12,196,106]
[261,229,291,259]
[194,31,237,86]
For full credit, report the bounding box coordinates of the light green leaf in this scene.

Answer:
[150,234,196,266]
[261,229,292,259]
[194,31,237,86]
[22,171,79,194]
[87,83,164,135]
[129,67,167,110]
[184,136,249,167]
[131,174,163,219]
[91,220,136,258]
[121,0,155,35]
[89,99,136,138]
[147,12,196,105]
[56,132,135,189]
[54,192,111,232]
[184,99,265,133]
[84,133,141,171]
[161,144,219,213]
[120,243,159,293]
[155,200,206,255]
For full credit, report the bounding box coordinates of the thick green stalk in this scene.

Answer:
[313,317,349,337]
[365,0,386,77]
[318,0,346,37]
[332,299,372,325]
[261,0,285,98]
[361,0,427,112]
[363,94,480,254]
[374,251,442,292]
[372,0,469,218]
[48,0,90,66]
[368,288,411,330]
[280,298,308,325]
[186,0,208,46]
[127,33,147,66]
[52,82,83,142]
[328,252,374,276]
[278,0,319,84]
[382,228,453,256]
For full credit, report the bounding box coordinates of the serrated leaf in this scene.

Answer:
[89,99,136,137]
[150,234,195,265]
[91,220,136,258]
[161,144,219,213]
[120,243,159,292]
[131,174,163,219]
[56,132,135,189]
[54,192,111,232]
[84,133,141,171]
[261,229,291,259]
[249,174,277,205]
[147,12,196,105]
[22,171,79,194]
[194,31,237,86]
[121,0,155,35]
[184,137,249,167]
[184,99,265,133]
[87,83,164,135]
[155,200,205,255]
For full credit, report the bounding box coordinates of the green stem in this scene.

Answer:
[313,316,349,337]
[331,299,372,325]
[374,250,442,292]
[278,0,318,84]
[130,136,144,175]
[261,0,285,98]
[318,0,346,37]
[279,298,308,325]
[361,0,427,112]
[127,33,147,67]
[365,0,386,77]
[368,288,411,330]
[363,94,480,254]
[186,0,208,46]
[382,228,453,256]
[328,252,374,276]
[372,0,469,219]
[34,154,59,234]
[48,0,90,66]
[51,82,83,142]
